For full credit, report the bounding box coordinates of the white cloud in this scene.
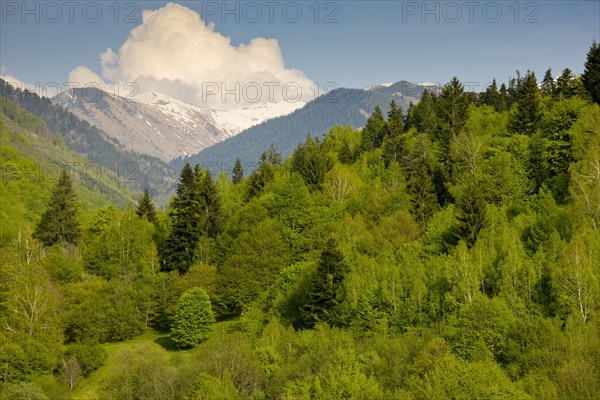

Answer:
[69,2,313,109]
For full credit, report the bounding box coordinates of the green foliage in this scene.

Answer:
[301,239,350,328]
[291,136,334,190]
[135,188,157,222]
[582,40,600,103]
[232,158,244,184]
[162,165,223,274]
[171,288,216,348]
[33,169,80,247]
[509,71,542,136]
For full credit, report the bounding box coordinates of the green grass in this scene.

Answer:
[70,321,240,399]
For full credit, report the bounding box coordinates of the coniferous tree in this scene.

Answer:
[436,77,469,148]
[194,166,223,238]
[455,182,487,248]
[161,164,198,273]
[509,71,542,136]
[498,83,509,111]
[291,137,334,191]
[360,106,387,151]
[541,68,555,97]
[135,189,156,222]
[34,169,81,247]
[385,100,404,137]
[301,239,349,328]
[232,158,244,184]
[247,145,281,199]
[482,79,501,110]
[555,68,575,98]
[582,40,600,104]
[406,136,438,224]
[162,165,222,273]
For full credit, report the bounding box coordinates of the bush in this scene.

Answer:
[64,343,107,376]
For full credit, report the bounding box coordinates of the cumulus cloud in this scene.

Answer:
[69,3,313,109]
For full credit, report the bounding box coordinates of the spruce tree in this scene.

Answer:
[301,239,349,328]
[34,169,81,247]
[509,71,542,136]
[436,77,469,147]
[360,106,387,151]
[135,189,156,222]
[541,68,555,97]
[291,137,333,191]
[161,163,201,274]
[195,166,223,238]
[582,40,600,104]
[555,68,575,98]
[455,182,487,248]
[498,83,509,112]
[385,100,404,137]
[232,158,243,184]
[482,79,501,110]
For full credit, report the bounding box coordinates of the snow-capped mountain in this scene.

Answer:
[52,89,303,161]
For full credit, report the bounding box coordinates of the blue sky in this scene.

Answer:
[1,1,599,93]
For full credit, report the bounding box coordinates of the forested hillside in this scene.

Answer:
[0,79,177,205]
[1,43,600,399]
[0,97,136,250]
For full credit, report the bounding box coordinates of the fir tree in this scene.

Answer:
[541,68,555,97]
[555,68,575,98]
[482,79,501,110]
[232,158,244,184]
[582,40,600,104]
[135,189,156,222]
[291,137,334,191]
[162,165,223,273]
[436,77,469,147]
[301,239,349,328]
[498,83,509,112]
[360,106,387,151]
[385,100,404,137]
[455,182,487,248]
[34,169,81,247]
[509,71,542,136]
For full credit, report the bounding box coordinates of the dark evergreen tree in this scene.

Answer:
[509,71,542,136]
[555,68,575,98]
[482,79,501,110]
[162,165,222,273]
[338,141,354,164]
[194,166,223,238]
[161,163,198,273]
[232,158,244,184]
[34,169,81,247]
[405,137,438,224]
[436,77,469,148]
[385,100,404,137]
[498,83,509,112]
[301,239,349,328]
[260,142,282,166]
[291,137,334,191]
[382,134,406,167]
[455,182,487,248]
[135,189,157,222]
[541,68,555,97]
[582,40,600,104]
[360,106,387,151]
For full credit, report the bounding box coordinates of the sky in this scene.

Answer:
[1,1,599,107]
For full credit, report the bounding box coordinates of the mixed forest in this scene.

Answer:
[1,42,600,399]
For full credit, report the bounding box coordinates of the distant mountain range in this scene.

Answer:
[2,76,440,194]
[53,89,304,162]
[172,81,440,173]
